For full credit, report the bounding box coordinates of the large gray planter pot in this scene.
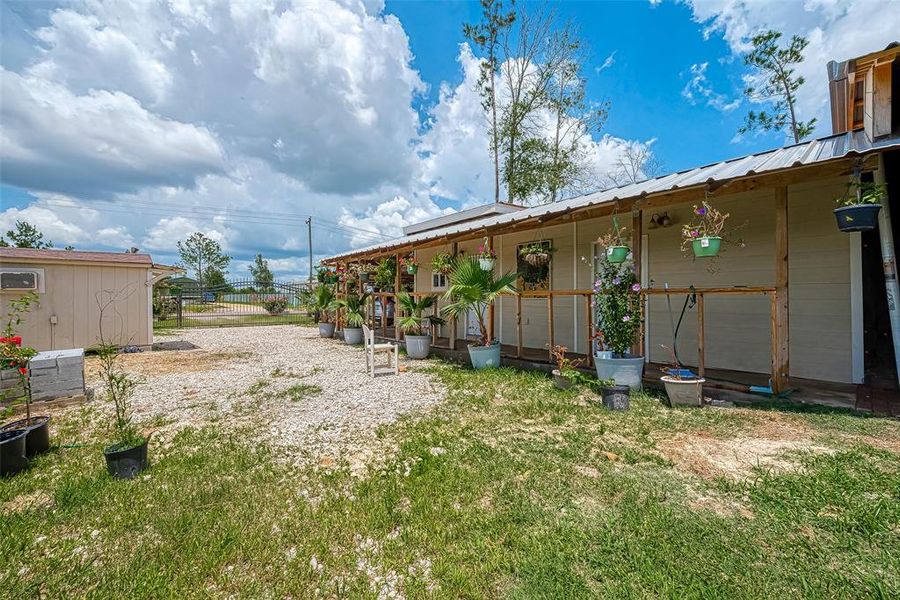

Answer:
[661,376,705,407]
[318,323,335,338]
[595,356,645,390]
[468,343,501,369]
[405,335,431,359]
[343,327,363,345]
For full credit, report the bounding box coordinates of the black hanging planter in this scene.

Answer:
[600,384,631,411]
[104,439,149,479]
[0,429,29,476]
[2,416,51,457]
[834,204,882,232]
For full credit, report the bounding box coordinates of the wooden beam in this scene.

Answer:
[395,253,402,341]
[774,186,790,392]
[449,242,458,350]
[585,293,593,368]
[547,295,554,359]
[487,236,495,344]
[632,208,643,358]
[516,293,523,358]
[697,293,705,379]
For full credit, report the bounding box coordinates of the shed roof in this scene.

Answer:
[325,129,900,262]
[0,248,154,266]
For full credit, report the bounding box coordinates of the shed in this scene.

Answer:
[0,248,180,351]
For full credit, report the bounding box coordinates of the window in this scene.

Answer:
[0,268,44,293]
[516,240,552,292]
[851,79,865,129]
[432,272,448,290]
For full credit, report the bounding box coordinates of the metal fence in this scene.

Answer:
[154,279,314,328]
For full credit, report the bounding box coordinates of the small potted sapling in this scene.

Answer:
[441,257,517,369]
[659,344,705,407]
[96,289,149,479]
[1,292,52,465]
[475,238,496,271]
[548,344,583,390]
[313,284,339,338]
[834,178,886,233]
[337,290,370,345]
[397,293,445,359]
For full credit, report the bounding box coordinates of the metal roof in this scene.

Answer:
[402,202,523,235]
[0,248,154,266]
[326,130,900,262]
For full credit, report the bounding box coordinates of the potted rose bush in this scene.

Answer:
[548,344,583,390]
[441,257,517,369]
[593,261,644,389]
[397,293,445,359]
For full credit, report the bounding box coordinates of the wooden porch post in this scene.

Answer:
[632,208,643,358]
[487,236,495,343]
[395,253,402,341]
[547,294,554,359]
[431,294,438,347]
[773,187,790,392]
[697,292,705,379]
[516,293,523,358]
[585,293,593,367]
[449,242,458,351]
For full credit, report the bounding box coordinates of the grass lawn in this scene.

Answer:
[2,364,898,598]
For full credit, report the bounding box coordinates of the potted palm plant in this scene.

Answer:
[834,179,886,232]
[593,261,644,389]
[337,291,370,345]
[441,257,517,369]
[596,219,630,264]
[313,285,339,338]
[397,293,445,359]
[475,238,496,271]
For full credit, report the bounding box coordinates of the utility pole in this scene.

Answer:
[306,217,313,284]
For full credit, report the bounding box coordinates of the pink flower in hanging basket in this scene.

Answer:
[631,283,641,292]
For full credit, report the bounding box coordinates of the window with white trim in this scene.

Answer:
[432,272,448,290]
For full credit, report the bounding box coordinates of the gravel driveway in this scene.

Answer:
[84,325,445,475]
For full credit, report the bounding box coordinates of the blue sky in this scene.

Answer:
[1,0,896,279]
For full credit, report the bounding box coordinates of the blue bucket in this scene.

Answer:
[468,343,501,369]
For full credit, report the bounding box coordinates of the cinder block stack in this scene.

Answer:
[28,349,86,402]
[1,367,26,402]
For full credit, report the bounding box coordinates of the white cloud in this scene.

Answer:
[681,61,741,112]
[684,0,900,134]
[338,195,450,248]
[142,216,234,251]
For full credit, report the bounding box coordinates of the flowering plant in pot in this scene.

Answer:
[519,242,555,267]
[1,291,51,467]
[475,238,496,271]
[659,345,704,407]
[593,261,644,389]
[399,256,419,275]
[430,252,453,275]
[374,258,396,291]
[313,284,339,338]
[441,257,517,369]
[336,291,370,345]
[397,293,445,359]
[833,178,886,233]
[681,201,744,259]
[548,344,584,390]
[596,219,630,264]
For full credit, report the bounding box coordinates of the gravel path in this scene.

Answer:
[84,325,445,475]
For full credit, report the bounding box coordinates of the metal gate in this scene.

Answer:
[154,279,313,328]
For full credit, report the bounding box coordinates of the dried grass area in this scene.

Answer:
[84,349,253,380]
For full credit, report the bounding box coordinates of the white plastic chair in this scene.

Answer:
[362,324,398,377]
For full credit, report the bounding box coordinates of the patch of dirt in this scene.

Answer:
[658,428,835,481]
[689,492,754,519]
[85,349,253,380]
[2,490,54,514]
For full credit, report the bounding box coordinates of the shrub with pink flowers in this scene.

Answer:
[593,261,642,356]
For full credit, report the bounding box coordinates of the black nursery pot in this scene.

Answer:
[834,204,882,232]
[104,439,149,479]
[2,415,51,457]
[600,385,631,411]
[0,429,29,476]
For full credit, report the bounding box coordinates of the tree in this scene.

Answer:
[607,142,663,187]
[176,232,230,287]
[464,0,516,204]
[0,220,53,248]
[739,30,815,144]
[248,254,275,293]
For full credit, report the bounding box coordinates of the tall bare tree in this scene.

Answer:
[739,30,816,144]
[464,0,516,204]
[607,143,663,187]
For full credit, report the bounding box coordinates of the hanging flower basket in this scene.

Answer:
[524,252,550,266]
[359,272,371,283]
[406,264,418,275]
[834,204,882,232]
[479,258,495,271]
[605,246,630,263]
[691,236,722,258]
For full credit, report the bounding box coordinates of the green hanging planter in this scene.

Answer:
[692,236,722,258]
[605,246,630,263]
[406,265,418,275]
